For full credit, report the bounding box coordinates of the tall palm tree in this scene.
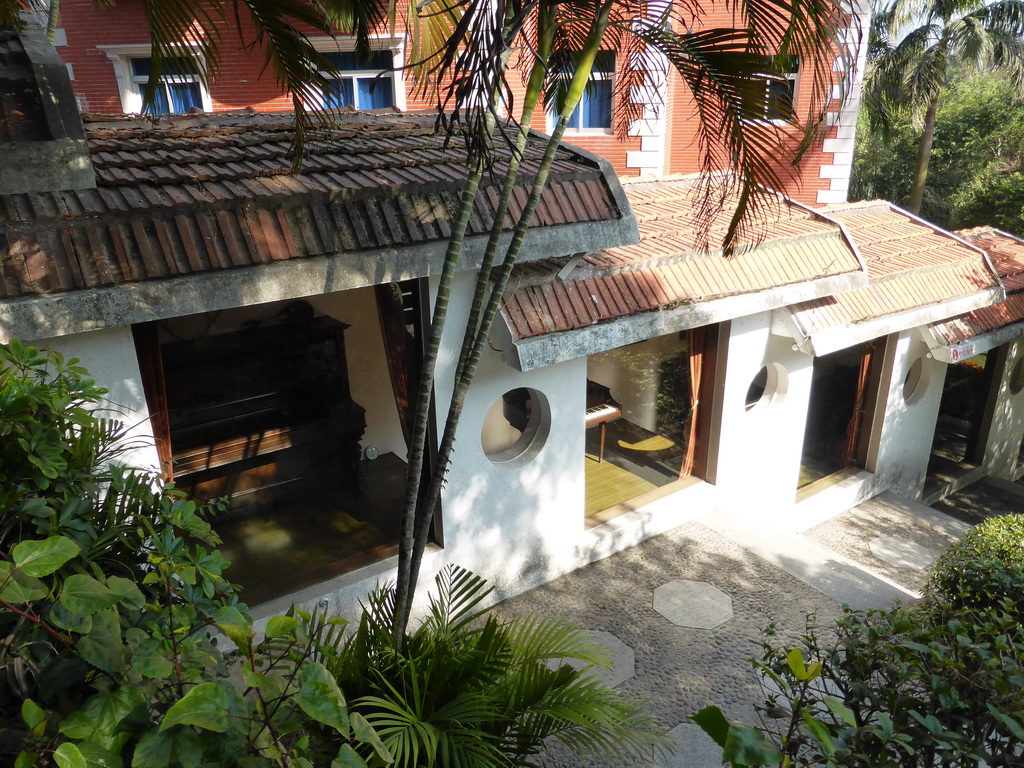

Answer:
[864,0,1024,214]
[391,0,852,637]
[3,0,851,633]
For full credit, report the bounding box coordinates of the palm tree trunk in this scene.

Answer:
[393,155,488,641]
[906,93,939,215]
[46,0,60,43]
[397,0,618,624]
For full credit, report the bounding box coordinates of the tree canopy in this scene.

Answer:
[852,68,1024,234]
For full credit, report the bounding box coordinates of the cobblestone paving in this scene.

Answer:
[803,496,958,593]
[493,522,844,767]
[491,481,1018,767]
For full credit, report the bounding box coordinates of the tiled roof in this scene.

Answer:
[0,111,623,299]
[502,177,862,340]
[0,27,49,143]
[929,227,1024,346]
[788,202,1001,335]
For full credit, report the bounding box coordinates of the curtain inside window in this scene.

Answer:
[131,322,173,480]
[841,344,873,468]
[375,283,417,448]
[680,326,704,478]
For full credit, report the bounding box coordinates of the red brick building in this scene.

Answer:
[54,0,870,207]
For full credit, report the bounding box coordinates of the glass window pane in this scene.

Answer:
[144,86,170,115]
[324,79,355,108]
[168,82,202,113]
[766,79,795,120]
[581,80,612,128]
[323,50,393,72]
[130,57,152,78]
[356,77,393,109]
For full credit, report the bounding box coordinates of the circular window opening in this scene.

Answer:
[1010,358,1024,395]
[745,363,788,411]
[903,357,929,404]
[481,387,550,463]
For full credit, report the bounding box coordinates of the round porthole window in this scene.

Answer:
[1010,358,1024,395]
[481,387,550,463]
[745,363,788,411]
[903,357,929,404]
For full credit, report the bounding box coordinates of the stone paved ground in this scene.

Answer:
[493,523,844,767]
[492,480,1022,767]
[803,495,958,593]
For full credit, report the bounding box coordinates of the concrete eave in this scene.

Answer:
[0,217,634,343]
[499,266,869,372]
[921,317,1024,364]
[781,285,1006,358]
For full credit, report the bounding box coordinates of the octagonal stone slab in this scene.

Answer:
[646,723,722,768]
[547,629,635,687]
[654,580,733,629]
[869,535,936,571]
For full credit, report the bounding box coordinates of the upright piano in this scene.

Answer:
[585,380,622,462]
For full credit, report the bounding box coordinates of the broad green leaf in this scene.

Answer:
[691,705,730,748]
[160,682,230,733]
[77,608,125,674]
[332,744,369,768]
[61,687,146,744]
[50,602,93,634]
[132,727,203,768]
[59,574,118,615]
[53,743,86,768]
[786,649,807,680]
[723,724,782,768]
[802,712,835,754]
[295,662,349,735]
[106,576,145,610]
[823,696,856,726]
[131,638,174,679]
[986,703,1024,740]
[22,699,45,729]
[0,562,49,603]
[16,750,37,768]
[350,712,392,762]
[264,615,298,638]
[241,662,268,688]
[13,536,79,577]
[75,742,122,768]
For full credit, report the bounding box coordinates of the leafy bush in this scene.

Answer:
[0,341,390,768]
[330,565,670,768]
[696,600,1024,767]
[929,514,1024,616]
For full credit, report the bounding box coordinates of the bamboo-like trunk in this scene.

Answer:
[398,0,619,621]
[907,92,939,215]
[393,156,488,641]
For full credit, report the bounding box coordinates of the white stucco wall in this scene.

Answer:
[425,272,588,599]
[32,326,161,473]
[979,339,1024,478]
[872,331,946,499]
[316,288,407,460]
[713,313,814,518]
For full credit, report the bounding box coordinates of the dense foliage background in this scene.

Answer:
[851,69,1024,235]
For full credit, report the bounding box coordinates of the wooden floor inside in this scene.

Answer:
[584,419,688,522]
[216,452,406,604]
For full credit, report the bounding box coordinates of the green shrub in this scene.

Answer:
[696,600,1024,768]
[0,341,390,768]
[330,565,671,768]
[929,514,1024,615]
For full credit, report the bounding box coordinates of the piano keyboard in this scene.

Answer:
[585,403,620,421]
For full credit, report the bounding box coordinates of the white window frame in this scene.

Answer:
[748,57,800,125]
[309,37,406,112]
[547,53,615,136]
[100,44,213,115]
